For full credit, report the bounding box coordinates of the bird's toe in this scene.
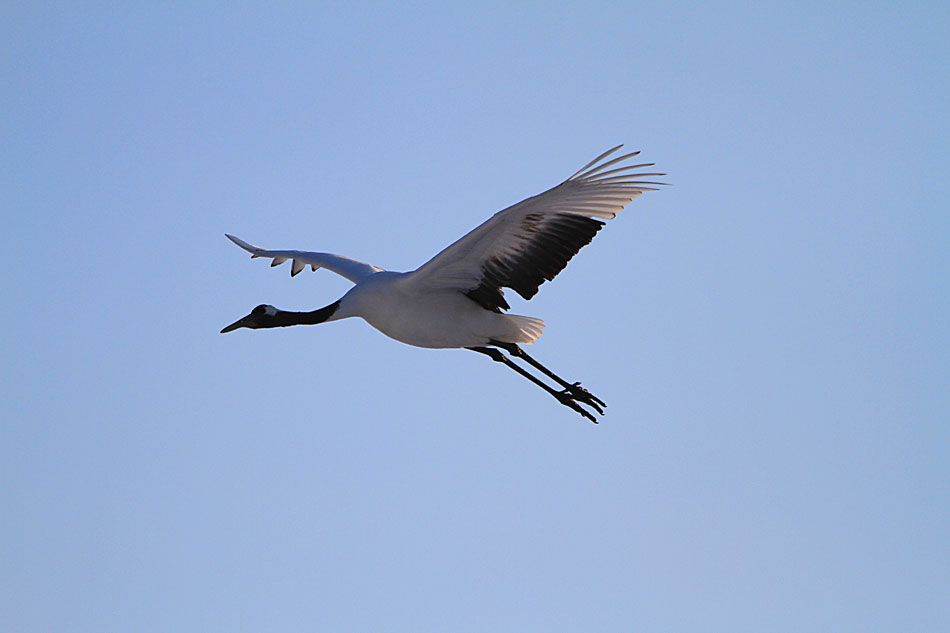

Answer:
[562,382,606,414]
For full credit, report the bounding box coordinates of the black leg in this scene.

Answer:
[489,340,606,414]
[467,346,599,423]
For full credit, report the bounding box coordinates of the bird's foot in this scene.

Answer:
[554,390,600,424]
[561,382,606,415]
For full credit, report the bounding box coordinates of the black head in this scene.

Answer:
[220,304,278,333]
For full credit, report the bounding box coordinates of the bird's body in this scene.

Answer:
[222,146,665,422]
[334,273,544,348]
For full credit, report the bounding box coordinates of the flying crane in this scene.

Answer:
[222,146,665,422]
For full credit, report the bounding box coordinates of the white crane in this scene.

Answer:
[221,145,665,422]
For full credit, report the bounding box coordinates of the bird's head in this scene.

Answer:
[220,304,278,333]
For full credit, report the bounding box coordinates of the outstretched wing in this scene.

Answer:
[225,234,383,284]
[402,145,665,311]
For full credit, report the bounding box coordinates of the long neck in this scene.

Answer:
[273,300,341,327]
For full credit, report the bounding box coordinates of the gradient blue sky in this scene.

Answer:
[2,3,948,632]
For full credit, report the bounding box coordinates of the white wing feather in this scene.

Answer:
[225,234,383,284]
[403,145,665,300]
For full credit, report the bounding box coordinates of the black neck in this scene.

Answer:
[273,300,340,327]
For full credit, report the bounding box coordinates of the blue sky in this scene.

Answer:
[2,3,947,632]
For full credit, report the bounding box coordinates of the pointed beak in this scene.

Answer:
[220,315,251,334]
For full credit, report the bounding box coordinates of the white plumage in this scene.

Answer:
[222,145,665,422]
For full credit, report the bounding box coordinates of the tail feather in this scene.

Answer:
[505,315,545,345]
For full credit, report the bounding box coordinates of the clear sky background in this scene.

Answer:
[2,3,947,632]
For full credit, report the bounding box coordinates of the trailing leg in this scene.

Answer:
[467,346,599,423]
[489,340,606,413]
